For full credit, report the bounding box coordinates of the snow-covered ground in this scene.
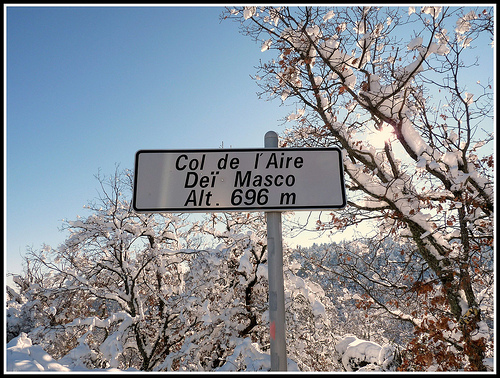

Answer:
[6,333,136,372]
[6,333,297,372]
[6,332,394,372]
[6,333,70,372]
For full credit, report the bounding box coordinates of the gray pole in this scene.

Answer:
[264,131,287,371]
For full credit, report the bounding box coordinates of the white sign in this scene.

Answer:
[133,148,346,212]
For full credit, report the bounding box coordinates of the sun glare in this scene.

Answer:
[369,124,394,149]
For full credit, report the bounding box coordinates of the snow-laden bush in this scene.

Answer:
[335,334,398,372]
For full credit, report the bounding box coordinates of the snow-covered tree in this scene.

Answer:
[291,239,414,346]
[6,169,350,372]
[222,6,494,371]
[8,168,201,370]
[164,211,345,371]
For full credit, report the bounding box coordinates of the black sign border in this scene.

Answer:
[133,147,347,213]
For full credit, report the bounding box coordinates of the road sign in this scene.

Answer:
[133,147,346,212]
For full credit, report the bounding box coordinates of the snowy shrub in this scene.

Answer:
[335,335,398,372]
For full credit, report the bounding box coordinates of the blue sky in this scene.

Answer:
[5,5,297,277]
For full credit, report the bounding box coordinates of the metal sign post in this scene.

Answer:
[264,131,287,371]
